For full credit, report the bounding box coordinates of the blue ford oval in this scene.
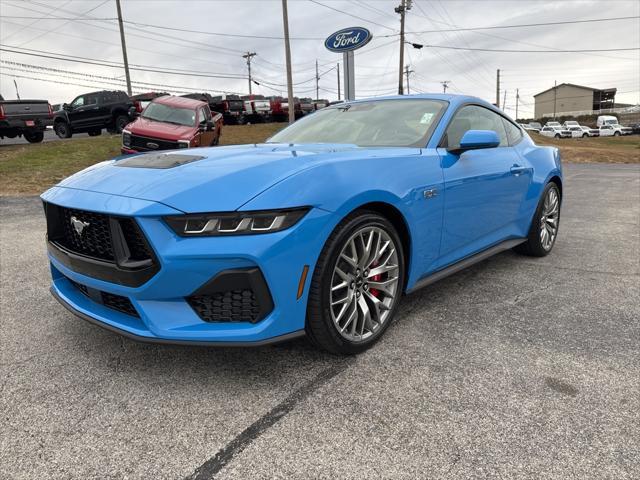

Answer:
[324,27,372,52]
[42,94,562,354]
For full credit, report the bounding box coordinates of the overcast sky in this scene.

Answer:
[1,0,638,118]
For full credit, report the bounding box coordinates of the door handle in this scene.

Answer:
[92,107,99,110]
[510,165,528,176]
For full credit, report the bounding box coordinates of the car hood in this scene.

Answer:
[54,143,421,213]
[127,117,195,140]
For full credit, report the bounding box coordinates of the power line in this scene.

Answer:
[393,15,640,35]
[0,46,249,79]
[307,0,397,32]
[411,44,640,54]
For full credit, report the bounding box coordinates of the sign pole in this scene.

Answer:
[343,51,355,101]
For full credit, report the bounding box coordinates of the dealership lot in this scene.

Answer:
[1,162,638,479]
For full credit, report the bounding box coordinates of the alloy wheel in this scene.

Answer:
[540,187,559,250]
[329,226,400,342]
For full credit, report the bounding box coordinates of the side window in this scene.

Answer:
[198,107,209,124]
[71,96,85,108]
[85,94,99,106]
[444,105,508,149]
[502,118,523,145]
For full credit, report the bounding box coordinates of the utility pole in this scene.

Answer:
[337,62,341,101]
[495,69,500,108]
[395,0,411,95]
[281,0,295,123]
[115,0,132,96]
[515,88,519,120]
[503,90,507,111]
[441,80,450,94]
[242,52,257,95]
[553,80,557,119]
[315,59,319,100]
[404,65,414,94]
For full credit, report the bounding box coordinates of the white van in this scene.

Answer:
[597,115,618,127]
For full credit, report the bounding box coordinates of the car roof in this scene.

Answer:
[341,93,513,120]
[153,95,206,109]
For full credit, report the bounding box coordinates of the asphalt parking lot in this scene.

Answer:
[1,162,639,479]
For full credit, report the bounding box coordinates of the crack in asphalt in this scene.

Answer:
[185,360,354,480]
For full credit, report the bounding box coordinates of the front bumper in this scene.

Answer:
[42,187,335,345]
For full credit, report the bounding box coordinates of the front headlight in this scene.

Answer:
[178,139,190,148]
[122,130,131,147]
[164,208,310,236]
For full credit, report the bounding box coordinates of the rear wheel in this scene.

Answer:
[24,131,44,143]
[514,182,561,257]
[306,212,405,355]
[54,121,72,139]
[88,129,101,137]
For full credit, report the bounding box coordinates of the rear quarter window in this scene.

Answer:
[502,118,523,145]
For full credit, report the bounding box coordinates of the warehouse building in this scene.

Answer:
[534,83,616,118]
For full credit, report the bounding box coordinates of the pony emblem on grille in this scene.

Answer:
[70,216,90,236]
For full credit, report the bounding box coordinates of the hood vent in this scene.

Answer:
[115,153,206,169]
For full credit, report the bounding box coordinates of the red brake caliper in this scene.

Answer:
[369,261,382,298]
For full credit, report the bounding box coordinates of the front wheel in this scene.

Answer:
[514,182,561,257]
[24,131,44,143]
[114,115,129,133]
[306,212,405,355]
[554,134,560,139]
[614,131,621,137]
[582,133,588,138]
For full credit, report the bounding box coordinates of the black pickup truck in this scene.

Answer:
[53,90,135,138]
[0,94,52,143]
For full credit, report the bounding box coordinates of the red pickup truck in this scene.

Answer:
[121,95,222,154]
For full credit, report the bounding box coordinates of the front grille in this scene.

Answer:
[188,289,261,323]
[69,278,139,318]
[45,204,153,265]
[60,208,114,260]
[129,134,179,151]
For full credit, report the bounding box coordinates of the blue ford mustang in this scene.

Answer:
[42,94,562,354]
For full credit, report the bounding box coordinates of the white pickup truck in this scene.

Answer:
[599,124,633,137]
[565,124,599,138]
[540,125,572,138]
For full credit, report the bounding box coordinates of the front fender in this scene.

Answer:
[241,151,446,289]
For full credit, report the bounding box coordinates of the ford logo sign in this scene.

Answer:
[324,27,372,53]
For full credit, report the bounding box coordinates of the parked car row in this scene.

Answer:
[520,115,636,139]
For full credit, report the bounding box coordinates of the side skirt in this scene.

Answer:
[406,238,526,294]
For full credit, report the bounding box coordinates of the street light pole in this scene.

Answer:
[281,0,295,123]
[242,52,257,95]
[404,65,414,94]
[395,0,411,95]
[337,62,341,101]
[115,0,132,96]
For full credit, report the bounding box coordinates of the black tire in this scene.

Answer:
[54,121,72,139]
[554,134,560,139]
[88,129,102,137]
[582,133,588,138]
[514,182,561,257]
[614,131,621,137]
[114,115,129,133]
[24,131,44,143]
[306,211,405,355]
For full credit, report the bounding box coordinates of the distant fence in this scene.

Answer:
[542,106,640,118]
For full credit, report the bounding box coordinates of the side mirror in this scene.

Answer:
[63,103,71,111]
[128,106,137,117]
[197,124,206,133]
[449,130,500,154]
[206,120,214,131]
